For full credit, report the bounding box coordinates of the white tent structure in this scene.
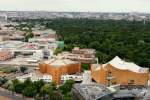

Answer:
[108,56,148,73]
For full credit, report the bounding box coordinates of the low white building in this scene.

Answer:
[29,38,56,43]
[16,73,52,83]
[39,74,52,82]
[61,74,83,82]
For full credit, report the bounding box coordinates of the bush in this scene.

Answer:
[60,80,75,95]
[3,80,13,90]
[24,32,33,42]
[22,85,37,97]
[34,79,45,93]
[14,83,24,93]
[54,47,63,55]
[20,66,28,73]
[81,63,90,70]
[3,67,18,74]
[0,77,8,86]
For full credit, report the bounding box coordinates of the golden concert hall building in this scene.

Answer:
[91,56,149,86]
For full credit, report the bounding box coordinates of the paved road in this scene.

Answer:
[0,88,25,100]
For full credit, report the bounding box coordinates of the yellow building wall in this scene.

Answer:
[39,63,81,85]
[91,64,149,86]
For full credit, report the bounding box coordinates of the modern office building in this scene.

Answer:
[91,56,149,86]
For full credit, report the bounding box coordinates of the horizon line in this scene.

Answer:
[0,10,150,14]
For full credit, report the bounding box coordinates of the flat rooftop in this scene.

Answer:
[44,57,79,67]
[32,29,56,34]
[0,41,25,49]
[73,83,111,100]
[73,83,147,100]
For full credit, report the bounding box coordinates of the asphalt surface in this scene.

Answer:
[0,88,25,100]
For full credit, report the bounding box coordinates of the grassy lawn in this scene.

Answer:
[0,67,18,74]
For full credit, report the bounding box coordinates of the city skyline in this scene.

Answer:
[0,0,150,13]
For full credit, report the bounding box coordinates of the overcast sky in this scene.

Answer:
[0,0,150,13]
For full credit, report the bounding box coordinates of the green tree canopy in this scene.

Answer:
[24,32,34,42]
[22,85,37,97]
[14,83,24,93]
[20,66,28,73]
[60,80,75,95]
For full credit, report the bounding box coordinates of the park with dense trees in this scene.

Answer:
[44,18,150,68]
[16,18,150,67]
